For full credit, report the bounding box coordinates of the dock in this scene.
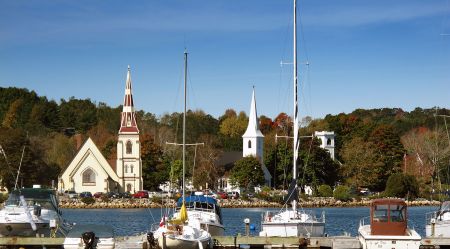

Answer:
[1,236,449,249]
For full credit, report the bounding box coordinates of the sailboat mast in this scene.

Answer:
[292,0,298,212]
[183,50,188,204]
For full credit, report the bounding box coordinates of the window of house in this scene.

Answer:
[125,165,128,173]
[127,184,132,192]
[327,138,332,146]
[130,165,134,174]
[248,140,252,148]
[126,141,132,154]
[82,168,95,186]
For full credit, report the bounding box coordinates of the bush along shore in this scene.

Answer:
[58,196,441,209]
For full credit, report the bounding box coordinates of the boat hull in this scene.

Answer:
[158,233,210,249]
[201,223,224,237]
[426,221,450,237]
[0,222,54,237]
[260,221,325,237]
[359,225,421,249]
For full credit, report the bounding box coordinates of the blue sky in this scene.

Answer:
[1,0,449,120]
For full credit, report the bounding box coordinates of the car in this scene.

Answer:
[79,191,92,198]
[227,191,240,199]
[93,192,104,198]
[132,190,149,198]
[217,191,228,199]
[119,192,132,198]
[106,192,120,199]
[65,190,78,199]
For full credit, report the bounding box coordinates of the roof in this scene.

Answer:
[371,198,406,206]
[242,87,264,138]
[176,195,218,206]
[215,151,242,171]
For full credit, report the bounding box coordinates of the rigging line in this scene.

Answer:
[434,108,442,198]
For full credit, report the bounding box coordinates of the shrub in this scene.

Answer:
[152,196,163,204]
[317,185,333,197]
[81,197,95,205]
[0,193,8,203]
[384,173,419,199]
[100,195,110,202]
[333,185,352,201]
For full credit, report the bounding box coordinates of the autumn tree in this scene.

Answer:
[141,133,167,191]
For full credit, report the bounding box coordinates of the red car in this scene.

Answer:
[217,191,228,199]
[132,190,149,198]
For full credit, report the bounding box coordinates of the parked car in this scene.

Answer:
[132,190,149,198]
[227,191,240,199]
[217,191,228,199]
[119,192,132,198]
[93,192,104,198]
[106,192,120,199]
[65,190,78,199]
[79,191,92,198]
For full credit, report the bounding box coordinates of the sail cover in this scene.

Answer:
[284,179,299,203]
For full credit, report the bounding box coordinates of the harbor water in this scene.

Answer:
[62,206,437,237]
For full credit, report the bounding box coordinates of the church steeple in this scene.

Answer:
[119,66,139,134]
[243,86,263,138]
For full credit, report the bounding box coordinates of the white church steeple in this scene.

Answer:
[242,87,271,186]
[116,66,142,193]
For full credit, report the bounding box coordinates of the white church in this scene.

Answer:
[58,66,143,194]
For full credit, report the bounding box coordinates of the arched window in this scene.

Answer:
[126,141,132,154]
[82,168,95,185]
[125,165,128,173]
[126,184,132,192]
[130,165,134,174]
[248,140,252,148]
[327,138,332,146]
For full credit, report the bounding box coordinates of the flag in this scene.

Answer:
[159,215,166,227]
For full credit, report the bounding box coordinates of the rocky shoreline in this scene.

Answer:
[58,197,441,209]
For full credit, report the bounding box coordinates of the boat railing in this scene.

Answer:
[359,216,371,227]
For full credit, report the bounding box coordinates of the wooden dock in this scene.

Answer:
[0,235,449,249]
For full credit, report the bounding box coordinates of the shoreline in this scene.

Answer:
[57,197,441,209]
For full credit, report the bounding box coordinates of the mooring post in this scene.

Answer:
[244,218,250,237]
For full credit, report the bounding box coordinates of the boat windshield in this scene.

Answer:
[373,204,388,222]
[5,189,58,211]
[440,201,450,212]
[389,204,406,222]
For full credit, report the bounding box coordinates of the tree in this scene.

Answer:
[317,184,333,197]
[229,156,265,190]
[333,185,352,201]
[2,99,24,128]
[340,137,383,190]
[141,134,167,191]
[384,173,419,199]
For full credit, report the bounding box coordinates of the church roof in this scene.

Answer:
[61,137,120,182]
[242,87,264,138]
[119,66,139,134]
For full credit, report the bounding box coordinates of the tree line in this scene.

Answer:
[0,87,449,199]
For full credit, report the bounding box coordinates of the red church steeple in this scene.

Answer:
[119,66,139,134]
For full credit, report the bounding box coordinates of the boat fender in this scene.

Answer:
[249,224,256,230]
[82,231,96,249]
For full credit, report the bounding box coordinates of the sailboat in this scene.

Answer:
[150,51,212,249]
[259,0,325,237]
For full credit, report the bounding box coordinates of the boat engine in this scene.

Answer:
[33,205,41,216]
[82,231,96,249]
[147,231,157,248]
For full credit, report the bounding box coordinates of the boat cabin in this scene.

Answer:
[370,199,407,236]
[176,195,223,225]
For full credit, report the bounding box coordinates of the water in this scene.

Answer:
[62,206,437,237]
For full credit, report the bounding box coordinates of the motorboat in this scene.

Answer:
[172,195,224,236]
[358,199,421,249]
[259,0,325,237]
[426,200,450,237]
[0,187,71,237]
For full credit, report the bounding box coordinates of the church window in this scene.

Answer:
[327,138,332,146]
[125,165,128,173]
[127,184,132,192]
[130,165,134,174]
[126,141,132,154]
[82,168,96,186]
[248,140,252,148]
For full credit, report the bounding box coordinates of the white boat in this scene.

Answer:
[358,199,421,249]
[259,0,325,238]
[0,187,71,237]
[63,224,115,249]
[172,195,224,236]
[426,200,450,237]
[149,51,212,249]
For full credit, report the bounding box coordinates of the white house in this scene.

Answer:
[59,66,142,194]
[314,131,335,160]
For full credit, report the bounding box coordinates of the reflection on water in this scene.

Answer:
[62,206,437,237]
